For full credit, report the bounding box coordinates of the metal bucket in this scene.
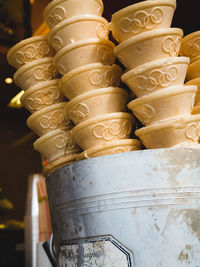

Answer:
[46,147,200,267]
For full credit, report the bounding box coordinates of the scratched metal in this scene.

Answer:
[46,147,200,267]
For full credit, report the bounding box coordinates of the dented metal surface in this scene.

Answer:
[46,147,200,266]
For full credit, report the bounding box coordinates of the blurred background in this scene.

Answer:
[0,0,199,265]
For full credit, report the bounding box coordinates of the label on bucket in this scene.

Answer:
[59,235,134,267]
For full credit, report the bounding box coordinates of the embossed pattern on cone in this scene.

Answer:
[27,102,71,136]
[48,15,109,51]
[135,114,200,149]
[65,87,128,125]
[121,57,189,97]
[71,112,135,150]
[21,80,65,113]
[14,57,57,91]
[34,128,81,163]
[114,28,183,70]
[59,63,122,100]
[7,36,55,69]
[43,0,104,29]
[110,0,176,43]
[128,85,197,126]
[53,38,116,75]
[84,139,141,159]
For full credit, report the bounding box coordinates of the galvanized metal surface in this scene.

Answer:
[46,147,200,267]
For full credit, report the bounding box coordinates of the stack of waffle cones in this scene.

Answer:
[110,0,200,149]
[44,0,141,161]
[180,31,200,116]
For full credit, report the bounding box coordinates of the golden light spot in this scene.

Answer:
[4,77,13,84]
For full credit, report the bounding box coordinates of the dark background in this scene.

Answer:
[0,0,199,222]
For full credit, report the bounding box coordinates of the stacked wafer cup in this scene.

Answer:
[110,0,200,149]
[7,36,82,172]
[43,0,141,159]
[180,31,200,116]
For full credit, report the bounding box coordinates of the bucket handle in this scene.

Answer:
[42,234,57,267]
